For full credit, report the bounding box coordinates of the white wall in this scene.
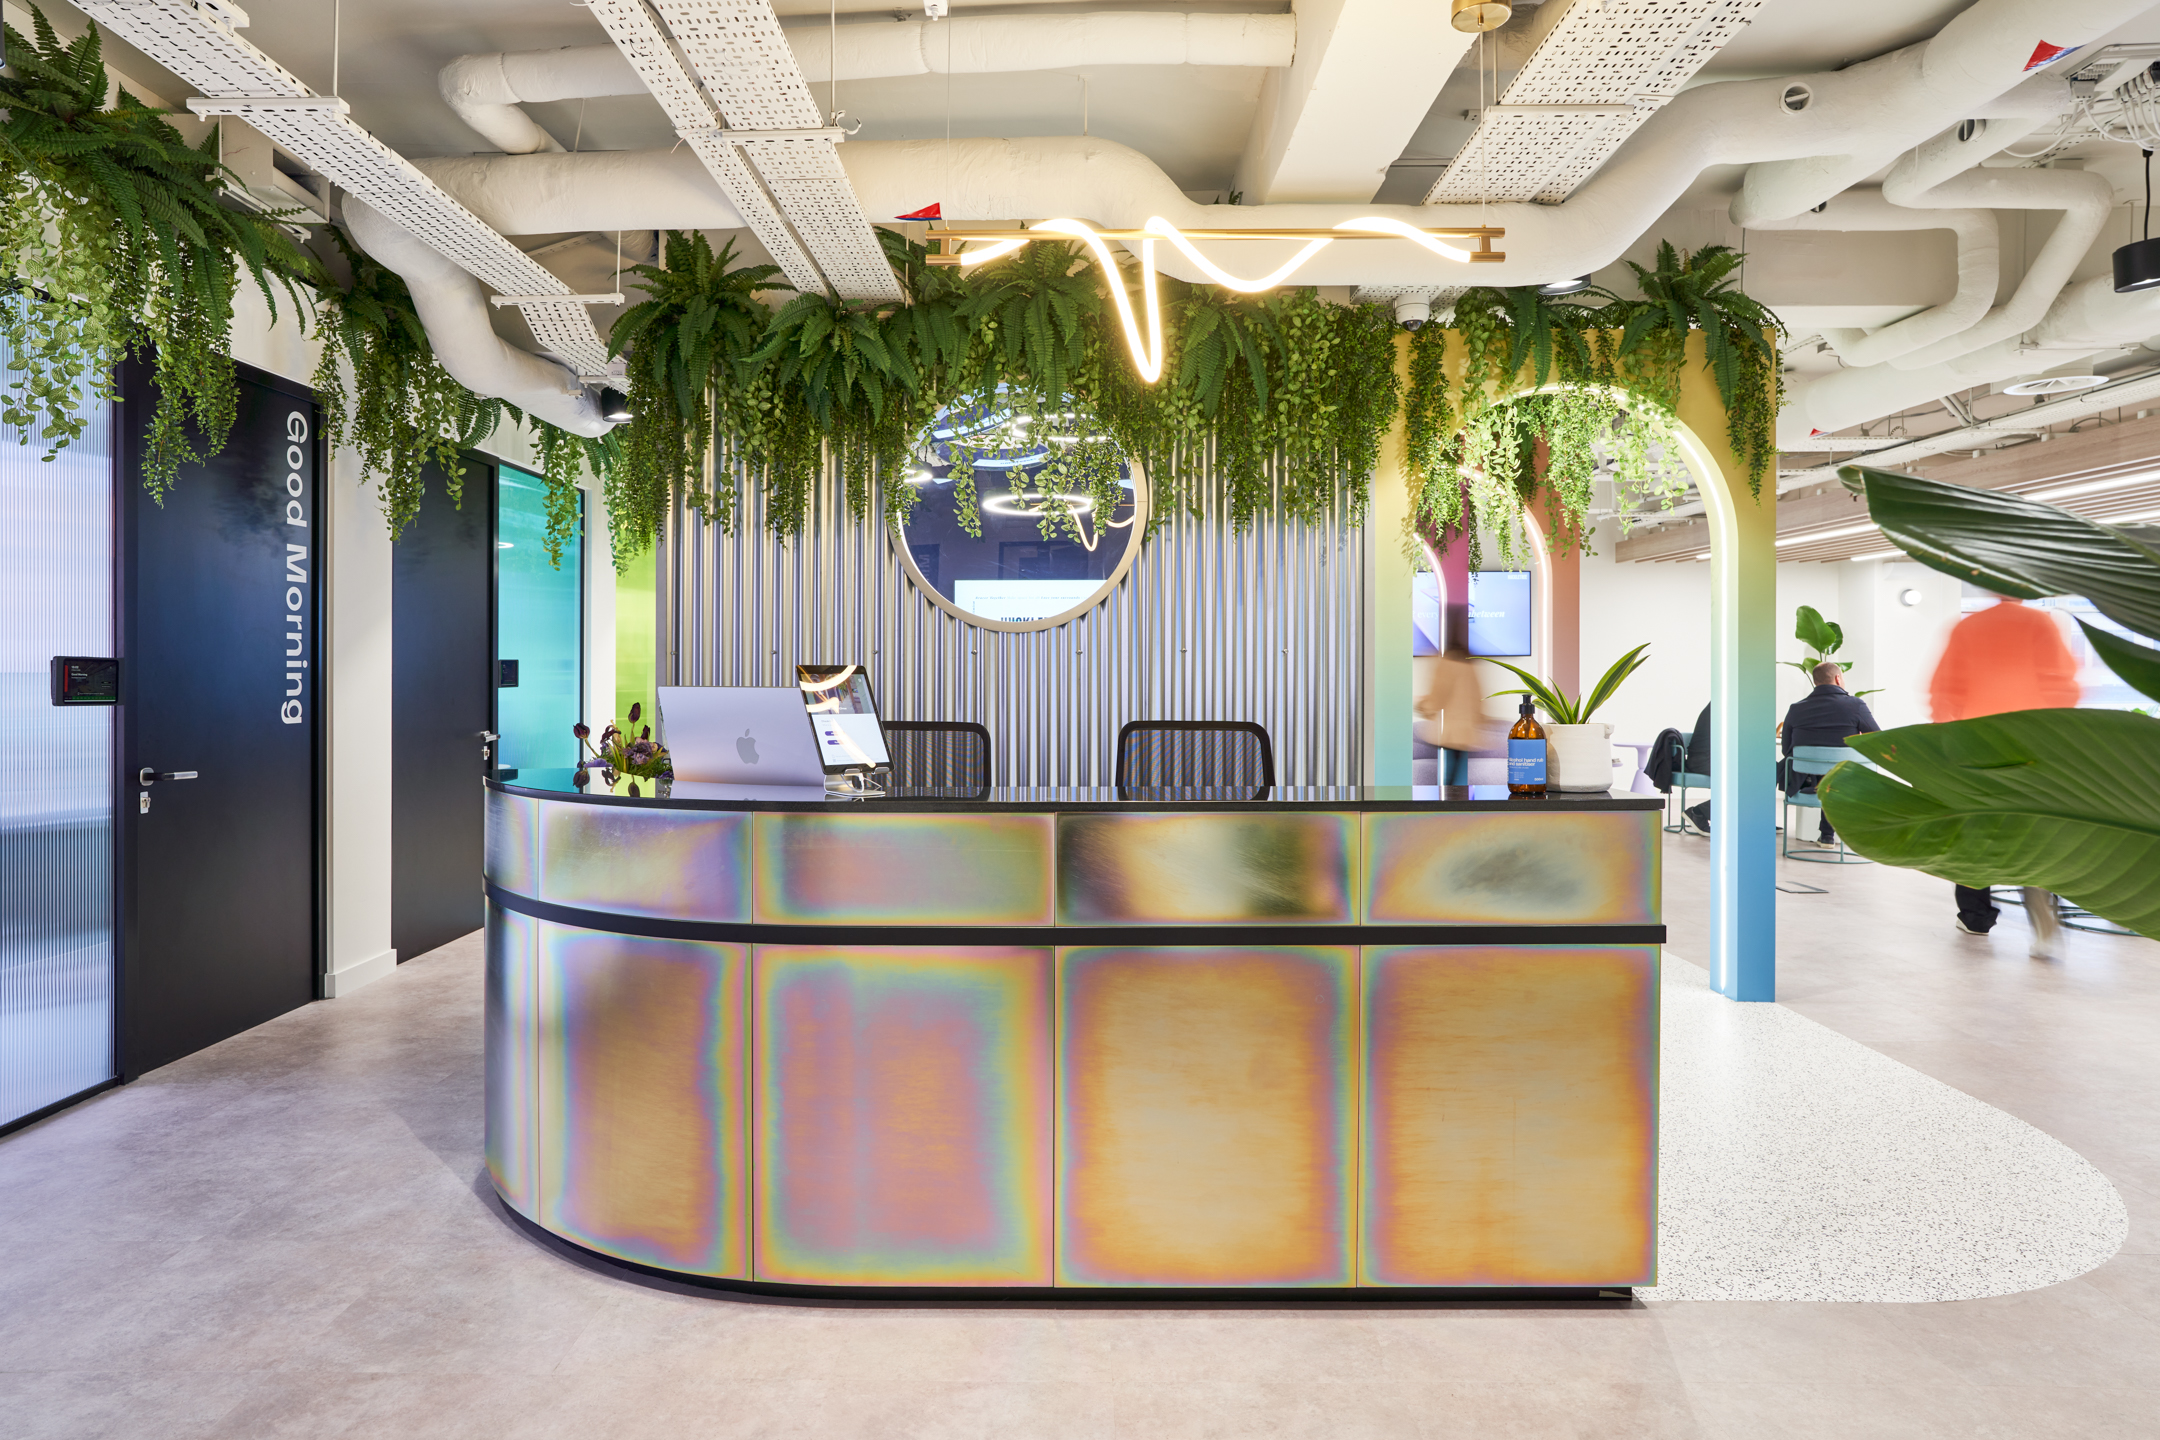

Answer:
[1579,546,1959,745]
[1577,543,1711,744]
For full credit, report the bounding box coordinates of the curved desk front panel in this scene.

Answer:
[484,780,1663,1294]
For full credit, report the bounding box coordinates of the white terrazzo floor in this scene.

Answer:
[1642,952,2127,1303]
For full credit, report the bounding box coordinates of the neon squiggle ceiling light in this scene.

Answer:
[928,216,1505,381]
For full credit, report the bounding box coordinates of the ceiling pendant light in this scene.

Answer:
[2117,146,2160,292]
[1450,0,1512,32]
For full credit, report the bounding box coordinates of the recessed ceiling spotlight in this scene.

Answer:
[1538,275,1593,296]
[2000,374,2107,396]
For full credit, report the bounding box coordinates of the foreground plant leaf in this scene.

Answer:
[2082,622,2160,705]
[1840,465,2160,640]
[1819,709,2160,938]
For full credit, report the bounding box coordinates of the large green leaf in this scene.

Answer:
[1793,604,1842,657]
[1819,708,2160,937]
[2082,622,2160,704]
[1840,465,2160,641]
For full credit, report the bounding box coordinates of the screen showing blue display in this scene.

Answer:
[1467,571,1532,657]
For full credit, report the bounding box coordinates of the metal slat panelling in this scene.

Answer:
[659,458,1367,787]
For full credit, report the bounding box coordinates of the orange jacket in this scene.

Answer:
[1928,599,2082,721]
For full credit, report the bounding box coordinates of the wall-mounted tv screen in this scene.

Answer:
[1467,571,1532,657]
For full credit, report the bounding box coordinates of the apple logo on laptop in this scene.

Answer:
[737,728,759,764]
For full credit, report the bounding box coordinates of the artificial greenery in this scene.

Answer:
[1819,465,2160,939]
[1488,644,1652,725]
[0,8,316,498]
[311,230,516,539]
[1403,243,1781,573]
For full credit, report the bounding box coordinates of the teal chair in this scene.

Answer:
[1666,736,1710,836]
[1782,744,1869,863]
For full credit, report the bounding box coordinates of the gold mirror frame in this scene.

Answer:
[889,461,1151,633]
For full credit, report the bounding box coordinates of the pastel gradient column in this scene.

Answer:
[1058,946,1356,1287]
[1675,333,1778,1001]
[753,946,1053,1285]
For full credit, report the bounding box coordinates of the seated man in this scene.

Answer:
[1781,661,1881,844]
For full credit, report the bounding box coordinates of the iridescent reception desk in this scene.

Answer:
[483,777,1664,1296]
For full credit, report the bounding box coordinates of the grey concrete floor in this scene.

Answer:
[2,833,2157,1438]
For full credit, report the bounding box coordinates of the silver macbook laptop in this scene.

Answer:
[656,687,828,787]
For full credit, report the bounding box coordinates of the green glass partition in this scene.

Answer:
[496,466,583,772]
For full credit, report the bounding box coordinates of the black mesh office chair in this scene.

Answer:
[1114,720,1275,799]
[881,721,993,799]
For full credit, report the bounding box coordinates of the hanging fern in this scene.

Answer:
[312,229,516,538]
[0,7,316,498]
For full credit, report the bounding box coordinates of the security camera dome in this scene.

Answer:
[1394,296,1432,332]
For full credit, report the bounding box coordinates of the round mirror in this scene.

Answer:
[893,396,1147,630]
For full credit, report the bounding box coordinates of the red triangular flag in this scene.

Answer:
[896,202,942,221]
[2025,40,2076,72]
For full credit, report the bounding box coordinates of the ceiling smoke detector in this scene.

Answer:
[2000,373,2108,396]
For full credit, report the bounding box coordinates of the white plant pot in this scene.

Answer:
[1545,723,1614,792]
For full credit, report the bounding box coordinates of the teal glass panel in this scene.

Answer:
[496,465,583,770]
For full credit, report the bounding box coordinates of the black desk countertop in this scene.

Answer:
[489,771,1664,815]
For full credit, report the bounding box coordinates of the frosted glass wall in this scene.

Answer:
[495,465,583,771]
[0,328,116,1127]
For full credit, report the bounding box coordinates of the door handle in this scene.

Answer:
[137,768,199,785]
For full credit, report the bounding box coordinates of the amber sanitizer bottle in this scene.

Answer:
[1507,697,1548,796]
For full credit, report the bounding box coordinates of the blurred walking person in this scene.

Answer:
[1416,644,1502,787]
[1928,594,2082,957]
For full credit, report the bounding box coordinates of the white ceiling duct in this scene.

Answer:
[1750,190,2000,370]
[836,0,2150,288]
[1876,166,2117,371]
[341,200,609,437]
[410,151,745,235]
[442,15,1294,156]
[69,0,621,379]
[1731,0,2132,224]
[1786,269,2160,441]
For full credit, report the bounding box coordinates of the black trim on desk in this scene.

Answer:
[498,1201,1639,1305]
[487,777,1665,815]
[485,882,1667,949]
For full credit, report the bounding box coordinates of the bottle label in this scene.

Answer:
[1508,738,1547,784]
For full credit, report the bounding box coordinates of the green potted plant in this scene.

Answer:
[1489,645,1652,791]
[1785,605,1881,696]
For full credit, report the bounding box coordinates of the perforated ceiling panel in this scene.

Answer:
[74,0,618,377]
[647,0,904,301]
[582,0,828,297]
[1429,0,1765,205]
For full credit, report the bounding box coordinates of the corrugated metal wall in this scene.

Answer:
[659,463,1369,787]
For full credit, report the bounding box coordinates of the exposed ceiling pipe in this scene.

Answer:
[341,199,610,437]
[1730,0,2128,224]
[410,151,746,235]
[440,14,1295,155]
[1749,190,2001,369]
[832,0,2150,287]
[1785,269,2160,441]
[1877,165,2118,370]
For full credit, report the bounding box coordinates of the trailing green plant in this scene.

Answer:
[0,8,318,498]
[1404,244,1780,573]
[1818,465,2160,938]
[1487,644,1652,725]
[311,228,517,539]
